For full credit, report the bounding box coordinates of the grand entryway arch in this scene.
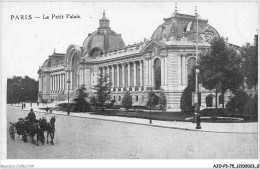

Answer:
[154,58,161,90]
[71,54,79,89]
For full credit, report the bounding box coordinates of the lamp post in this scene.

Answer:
[67,80,71,115]
[194,6,201,129]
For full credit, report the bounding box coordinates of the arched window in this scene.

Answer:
[154,58,161,90]
[187,57,196,76]
[90,47,103,58]
[206,95,214,107]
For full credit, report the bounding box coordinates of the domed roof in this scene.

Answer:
[82,11,125,56]
[151,10,220,43]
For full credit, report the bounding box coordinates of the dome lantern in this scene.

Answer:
[99,10,110,29]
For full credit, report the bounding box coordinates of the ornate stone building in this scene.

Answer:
[38,9,226,111]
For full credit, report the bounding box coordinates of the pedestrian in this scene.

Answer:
[24,103,26,108]
[49,108,52,114]
[37,101,39,106]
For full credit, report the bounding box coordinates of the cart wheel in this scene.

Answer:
[9,125,15,140]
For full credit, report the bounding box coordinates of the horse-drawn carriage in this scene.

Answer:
[9,116,56,146]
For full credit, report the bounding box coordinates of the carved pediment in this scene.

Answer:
[141,40,166,54]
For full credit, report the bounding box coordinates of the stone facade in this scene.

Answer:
[38,10,232,111]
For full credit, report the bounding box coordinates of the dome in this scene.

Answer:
[151,11,220,43]
[82,11,125,56]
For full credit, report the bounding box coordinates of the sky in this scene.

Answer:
[2,1,258,80]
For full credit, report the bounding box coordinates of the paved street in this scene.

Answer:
[7,106,258,159]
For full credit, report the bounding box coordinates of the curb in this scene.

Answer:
[16,107,258,134]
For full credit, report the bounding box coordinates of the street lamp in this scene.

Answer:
[67,80,71,115]
[194,6,201,129]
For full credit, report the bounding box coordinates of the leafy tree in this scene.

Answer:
[73,84,89,112]
[146,89,159,108]
[180,68,196,112]
[159,89,167,112]
[199,37,244,111]
[241,35,258,89]
[7,76,38,104]
[226,90,249,117]
[91,74,112,112]
[122,91,132,110]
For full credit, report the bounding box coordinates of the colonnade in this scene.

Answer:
[50,73,66,93]
[99,60,144,90]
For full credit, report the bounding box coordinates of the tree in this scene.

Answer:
[199,37,244,111]
[159,89,167,112]
[91,74,112,112]
[241,35,258,89]
[122,91,132,110]
[7,76,38,104]
[226,90,249,117]
[73,84,89,112]
[180,67,196,112]
[146,89,159,108]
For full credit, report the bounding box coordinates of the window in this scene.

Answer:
[136,95,138,102]
[206,95,214,107]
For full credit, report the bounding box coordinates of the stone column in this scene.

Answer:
[182,55,186,85]
[150,59,154,87]
[117,64,120,88]
[107,66,110,83]
[133,62,136,87]
[122,63,125,87]
[53,75,56,92]
[63,73,65,90]
[65,72,69,90]
[165,56,168,85]
[61,74,63,91]
[64,73,66,90]
[128,63,131,87]
[161,57,165,85]
[112,65,115,87]
[58,74,60,92]
[178,55,181,84]
[57,74,59,91]
[149,59,152,86]
[70,71,73,90]
[50,75,52,92]
[145,59,149,86]
[140,61,143,87]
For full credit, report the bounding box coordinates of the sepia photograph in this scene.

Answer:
[1,0,259,168]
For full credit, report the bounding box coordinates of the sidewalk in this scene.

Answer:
[11,103,258,134]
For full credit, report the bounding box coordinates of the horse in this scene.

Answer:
[24,120,42,146]
[39,116,56,145]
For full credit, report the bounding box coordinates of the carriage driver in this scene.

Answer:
[27,108,36,124]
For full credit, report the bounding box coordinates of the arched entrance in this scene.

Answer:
[71,54,79,90]
[154,58,161,90]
